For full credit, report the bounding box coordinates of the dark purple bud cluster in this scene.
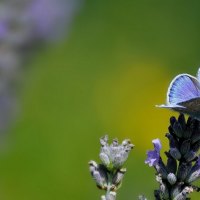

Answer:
[89,135,134,200]
[146,114,200,200]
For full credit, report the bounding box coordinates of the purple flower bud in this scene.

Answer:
[186,168,200,183]
[184,150,196,162]
[177,163,192,181]
[88,161,108,190]
[171,120,183,138]
[112,168,126,188]
[167,173,177,185]
[170,147,181,160]
[100,153,110,166]
[180,139,190,156]
[191,131,200,144]
[145,139,161,167]
[192,140,200,152]
[186,157,200,183]
[166,152,177,174]
[155,159,168,179]
[166,133,178,148]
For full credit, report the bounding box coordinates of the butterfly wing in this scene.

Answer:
[156,104,186,113]
[197,68,200,82]
[166,74,200,105]
[157,73,200,120]
[158,98,200,120]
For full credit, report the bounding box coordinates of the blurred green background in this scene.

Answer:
[1,1,200,199]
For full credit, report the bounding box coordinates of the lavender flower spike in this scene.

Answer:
[148,114,200,199]
[89,135,134,200]
[145,139,161,167]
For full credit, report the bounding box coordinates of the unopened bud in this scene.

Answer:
[184,150,196,162]
[100,153,110,167]
[112,168,126,188]
[89,161,108,190]
[172,121,183,138]
[186,169,200,183]
[180,139,190,155]
[192,140,200,152]
[166,154,177,174]
[191,131,200,144]
[170,148,181,160]
[155,160,168,179]
[167,173,177,185]
[178,114,186,129]
[177,163,191,181]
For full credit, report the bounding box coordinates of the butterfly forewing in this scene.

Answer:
[167,74,200,105]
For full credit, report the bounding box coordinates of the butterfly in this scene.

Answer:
[157,68,200,120]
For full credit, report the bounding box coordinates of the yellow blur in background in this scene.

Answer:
[0,1,200,200]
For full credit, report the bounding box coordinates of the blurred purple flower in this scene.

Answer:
[25,0,79,40]
[145,139,161,167]
[0,0,82,135]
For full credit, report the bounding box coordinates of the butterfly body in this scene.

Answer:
[158,68,200,120]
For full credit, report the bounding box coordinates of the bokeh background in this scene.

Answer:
[1,0,200,199]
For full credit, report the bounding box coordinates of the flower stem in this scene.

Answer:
[104,174,116,200]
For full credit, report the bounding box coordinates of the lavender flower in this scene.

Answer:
[89,135,134,200]
[145,139,161,167]
[146,114,200,200]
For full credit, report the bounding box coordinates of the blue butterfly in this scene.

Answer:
[157,68,200,120]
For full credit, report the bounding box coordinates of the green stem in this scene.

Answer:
[105,173,116,200]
